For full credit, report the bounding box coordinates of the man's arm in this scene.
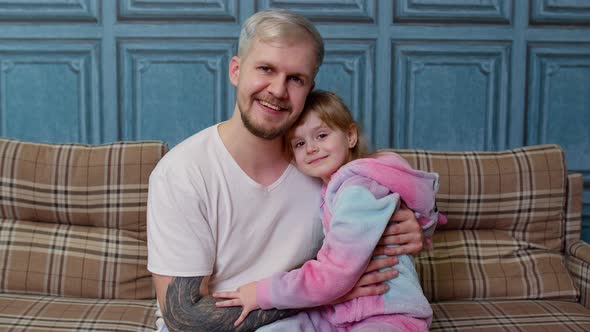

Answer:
[154,274,298,332]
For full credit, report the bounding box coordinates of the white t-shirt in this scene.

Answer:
[147,124,323,292]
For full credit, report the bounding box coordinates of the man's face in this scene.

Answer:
[229,37,317,140]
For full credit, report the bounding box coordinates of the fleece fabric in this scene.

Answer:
[257,152,442,329]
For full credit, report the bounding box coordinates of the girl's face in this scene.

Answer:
[290,111,357,183]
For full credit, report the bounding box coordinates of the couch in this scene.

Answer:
[0,138,588,331]
[0,138,166,331]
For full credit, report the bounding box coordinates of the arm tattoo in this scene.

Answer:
[163,276,299,332]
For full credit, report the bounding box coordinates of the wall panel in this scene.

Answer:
[530,0,590,24]
[0,0,99,22]
[0,41,99,143]
[256,0,376,23]
[527,44,590,176]
[118,39,235,147]
[393,42,510,151]
[118,0,238,22]
[394,0,512,24]
[315,40,376,145]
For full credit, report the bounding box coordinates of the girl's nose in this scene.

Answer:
[306,143,318,154]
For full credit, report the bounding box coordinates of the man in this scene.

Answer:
[147,9,425,332]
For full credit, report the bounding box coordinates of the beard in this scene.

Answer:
[238,97,293,140]
[240,110,291,140]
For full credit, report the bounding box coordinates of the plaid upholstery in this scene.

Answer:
[431,299,590,331]
[0,138,167,230]
[395,145,567,248]
[565,173,584,249]
[0,218,152,299]
[0,138,168,299]
[567,240,590,308]
[0,293,157,331]
[0,138,586,330]
[418,229,576,301]
[391,145,578,301]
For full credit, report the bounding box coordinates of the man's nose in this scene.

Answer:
[268,76,288,98]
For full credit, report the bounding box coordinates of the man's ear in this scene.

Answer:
[347,124,358,148]
[229,56,240,86]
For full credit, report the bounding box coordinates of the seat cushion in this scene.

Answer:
[0,219,152,300]
[0,293,156,331]
[417,229,577,301]
[431,299,590,331]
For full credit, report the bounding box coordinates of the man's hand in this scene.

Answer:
[331,255,399,303]
[213,282,260,326]
[376,202,424,256]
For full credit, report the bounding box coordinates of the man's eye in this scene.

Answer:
[289,76,303,84]
[259,66,271,72]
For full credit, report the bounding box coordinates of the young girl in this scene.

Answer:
[213,90,442,331]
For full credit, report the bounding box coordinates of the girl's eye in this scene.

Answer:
[294,141,305,149]
[317,133,328,140]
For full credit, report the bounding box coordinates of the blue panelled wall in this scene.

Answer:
[0,0,589,239]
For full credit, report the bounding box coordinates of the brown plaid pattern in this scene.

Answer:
[0,138,167,230]
[0,138,168,300]
[394,145,567,248]
[431,300,590,331]
[565,173,584,249]
[418,229,577,301]
[0,218,153,299]
[566,240,590,308]
[0,293,156,331]
[391,145,578,301]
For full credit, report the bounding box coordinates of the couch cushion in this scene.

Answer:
[419,230,576,301]
[431,299,590,331]
[0,139,167,299]
[0,293,156,332]
[0,138,168,231]
[0,219,152,299]
[395,144,567,249]
[391,145,578,301]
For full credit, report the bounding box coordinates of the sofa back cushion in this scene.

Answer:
[0,138,167,231]
[393,145,578,301]
[0,138,167,299]
[396,144,567,249]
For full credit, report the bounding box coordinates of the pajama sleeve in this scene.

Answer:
[256,183,399,310]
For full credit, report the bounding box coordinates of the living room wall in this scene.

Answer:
[0,0,588,239]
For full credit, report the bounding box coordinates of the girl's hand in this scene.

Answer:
[212,281,260,326]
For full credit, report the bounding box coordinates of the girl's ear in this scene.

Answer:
[347,124,358,148]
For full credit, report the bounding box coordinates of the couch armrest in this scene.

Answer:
[566,240,590,307]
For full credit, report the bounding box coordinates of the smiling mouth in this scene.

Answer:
[258,99,288,113]
[309,156,327,164]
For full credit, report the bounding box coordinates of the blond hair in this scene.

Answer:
[286,90,369,161]
[238,9,324,74]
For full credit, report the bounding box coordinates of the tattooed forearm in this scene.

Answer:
[163,276,299,332]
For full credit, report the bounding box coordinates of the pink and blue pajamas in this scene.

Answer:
[256,152,442,332]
